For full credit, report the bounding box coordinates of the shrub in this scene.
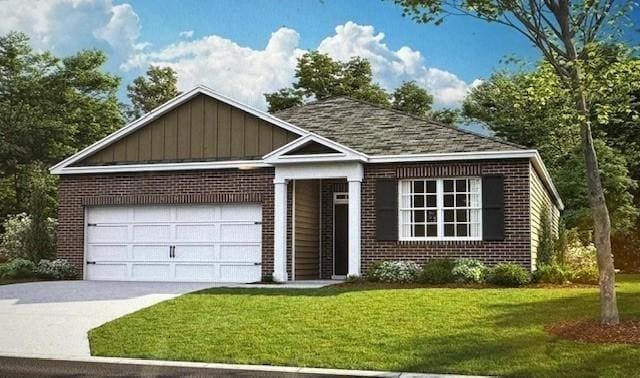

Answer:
[532,263,571,284]
[536,206,556,265]
[344,274,365,283]
[0,258,37,279]
[486,263,530,287]
[0,213,56,262]
[570,266,599,285]
[365,261,421,283]
[420,259,456,284]
[36,259,76,279]
[561,229,598,271]
[451,259,487,283]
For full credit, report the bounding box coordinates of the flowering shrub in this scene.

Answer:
[37,259,76,280]
[451,259,487,283]
[563,238,598,271]
[533,264,571,284]
[0,213,57,261]
[366,261,422,283]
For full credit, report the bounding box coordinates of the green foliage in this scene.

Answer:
[265,88,304,112]
[430,108,459,125]
[265,51,433,116]
[420,259,456,284]
[126,65,180,120]
[486,263,530,287]
[0,258,37,279]
[0,212,56,262]
[532,264,571,284]
[365,261,422,283]
[451,258,486,283]
[392,81,433,117]
[36,259,76,279]
[536,206,555,265]
[0,31,122,222]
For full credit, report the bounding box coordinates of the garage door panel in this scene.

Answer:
[88,225,128,242]
[175,264,215,281]
[219,245,260,262]
[220,224,261,242]
[133,206,172,222]
[87,204,262,283]
[176,205,215,222]
[220,204,261,221]
[87,264,128,281]
[174,245,215,261]
[132,245,170,261]
[131,264,170,281]
[87,245,128,261]
[132,225,171,242]
[219,264,261,282]
[87,207,129,223]
[175,224,216,241]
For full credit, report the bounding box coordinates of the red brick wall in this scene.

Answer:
[361,159,532,271]
[56,168,276,278]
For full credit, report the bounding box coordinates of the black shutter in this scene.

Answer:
[482,175,505,241]
[376,179,398,241]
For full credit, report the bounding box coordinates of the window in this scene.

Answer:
[399,178,482,240]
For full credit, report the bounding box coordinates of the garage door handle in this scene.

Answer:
[169,245,174,258]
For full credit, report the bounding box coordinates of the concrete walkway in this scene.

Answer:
[0,281,218,357]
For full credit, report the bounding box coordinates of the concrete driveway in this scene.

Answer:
[0,281,217,358]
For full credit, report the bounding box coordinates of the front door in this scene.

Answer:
[333,193,349,276]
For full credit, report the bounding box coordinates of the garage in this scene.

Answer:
[85,203,262,283]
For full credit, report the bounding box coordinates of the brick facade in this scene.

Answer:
[56,168,276,278]
[56,159,533,280]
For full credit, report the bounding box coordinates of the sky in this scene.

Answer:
[1,0,639,111]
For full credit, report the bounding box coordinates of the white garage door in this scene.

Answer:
[85,204,262,282]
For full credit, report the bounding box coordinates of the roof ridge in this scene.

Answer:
[333,95,527,150]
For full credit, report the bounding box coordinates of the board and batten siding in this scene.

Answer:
[77,94,299,165]
[293,180,321,280]
[530,163,560,269]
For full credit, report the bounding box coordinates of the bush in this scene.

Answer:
[36,259,76,279]
[0,213,56,262]
[420,259,456,284]
[570,266,599,284]
[532,263,571,284]
[0,258,37,279]
[365,261,422,283]
[451,259,487,283]
[486,263,530,287]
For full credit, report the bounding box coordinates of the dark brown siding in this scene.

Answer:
[294,180,320,279]
[77,94,299,166]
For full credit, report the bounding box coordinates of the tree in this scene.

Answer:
[265,88,304,112]
[127,65,180,120]
[392,81,433,117]
[431,108,460,125]
[0,32,123,222]
[395,0,637,324]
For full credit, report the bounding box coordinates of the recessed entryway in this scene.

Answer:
[293,180,321,280]
[333,192,349,278]
[85,203,262,283]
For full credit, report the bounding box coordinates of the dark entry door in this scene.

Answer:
[334,203,349,276]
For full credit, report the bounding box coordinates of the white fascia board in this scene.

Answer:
[51,160,270,175]
[368,150,538,163]
[50,85,309,173]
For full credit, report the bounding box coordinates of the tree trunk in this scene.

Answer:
[575,88,620,326]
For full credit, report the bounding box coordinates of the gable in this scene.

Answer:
[76,94,299,166]
[283,140,341,155]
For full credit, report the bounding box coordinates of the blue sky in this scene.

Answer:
[1,0,638,109]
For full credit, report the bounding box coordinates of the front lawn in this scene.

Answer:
[89,274,640,377]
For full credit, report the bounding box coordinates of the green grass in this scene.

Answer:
[89,274,640,377]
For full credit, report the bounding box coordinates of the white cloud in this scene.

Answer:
[0,0,145,58]
[179,30,194,39]
[123,28,304,109]
[318,21,476,107]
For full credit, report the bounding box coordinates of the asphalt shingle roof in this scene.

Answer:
[274,97,524,155]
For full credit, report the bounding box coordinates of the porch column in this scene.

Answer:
[347,178,361,276]
[273,180,288,282]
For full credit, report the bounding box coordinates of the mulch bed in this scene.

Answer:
[548,319,640,345]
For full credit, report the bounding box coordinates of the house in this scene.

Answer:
[50,86,562,282]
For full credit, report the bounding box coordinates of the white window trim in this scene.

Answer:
[398,177,483,242]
